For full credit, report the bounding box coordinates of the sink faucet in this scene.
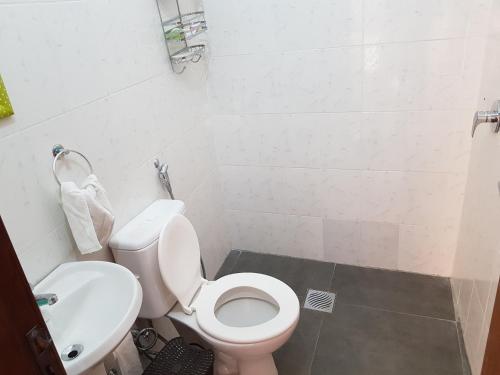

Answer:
[35,293,58,307]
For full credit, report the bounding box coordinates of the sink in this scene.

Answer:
[33,261,143,375]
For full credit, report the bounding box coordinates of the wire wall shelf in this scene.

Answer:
[163,11,207,42]
[155,0,207,74]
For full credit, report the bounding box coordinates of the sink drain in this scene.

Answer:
[61,344,84,361]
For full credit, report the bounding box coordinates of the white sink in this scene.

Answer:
[33,261,143,375]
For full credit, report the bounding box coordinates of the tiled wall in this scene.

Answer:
[452,0,500,372]
[0,0,228,283]
[205,0,490,276]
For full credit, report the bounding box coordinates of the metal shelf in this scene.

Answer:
[170,44,205,65]
[155,3,208,74]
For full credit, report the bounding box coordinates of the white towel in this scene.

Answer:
[61,174,114,254]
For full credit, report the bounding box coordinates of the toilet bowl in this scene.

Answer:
[110,200,300,375]
[167,272,299,375]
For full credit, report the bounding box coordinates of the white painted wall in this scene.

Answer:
[452,0,500,372]
[205,0,490,276]
[0,0,228,283]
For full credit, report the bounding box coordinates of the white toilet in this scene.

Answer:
[109,200,300,375]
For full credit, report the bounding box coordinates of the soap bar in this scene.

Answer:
[0,75,14,119]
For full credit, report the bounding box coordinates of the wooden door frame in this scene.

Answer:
[481,279,500,375]
[0,216,66,374]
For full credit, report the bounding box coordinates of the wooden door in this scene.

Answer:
[481,279,500,375]
[0,216,66,374]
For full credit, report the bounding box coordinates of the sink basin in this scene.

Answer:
[33,261,143,374]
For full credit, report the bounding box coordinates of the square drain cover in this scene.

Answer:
[303,289,336,313]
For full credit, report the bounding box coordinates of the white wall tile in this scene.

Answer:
[281,168,325,217]
[212,113,363,170]
[398,224,458,275]
[406,111,471,173]
[322,113,363,170]
[359,221,399,269]
[205,0,363,56]
[274,0,363,51]
[225,209,322,258]
[204,0,280,56]
[219,165,285,212]
[210,115,265,166]
[0,0,168,140]
[323,220,361,265]
[258,115,325,168]
[16,224,77,284]
[361,112,409,171]
[361,171,404,223]
[324,170,362,221]
[364,0,476,44]
[363,39,467,112]
[209,47,363,114]
[225,210,273,253]
[284,214,324,260]
[402,172,453,226]
[207,0,482,280]
[269,115,326,168]
[466,0,494,37]
[276,47,364,113]
[458,278,474,332]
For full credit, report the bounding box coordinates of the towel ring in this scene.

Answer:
[52,144,94,186]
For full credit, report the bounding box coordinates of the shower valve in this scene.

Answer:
[472,100,500,137]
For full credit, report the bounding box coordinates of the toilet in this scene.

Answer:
[109,200,300,375]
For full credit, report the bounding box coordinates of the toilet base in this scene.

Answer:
[215,351,278,375]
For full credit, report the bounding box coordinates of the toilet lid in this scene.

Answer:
[194,273,300,344]
[158,214,203,312]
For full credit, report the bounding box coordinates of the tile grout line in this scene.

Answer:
[210,108,478,118]
[226,250,241,275]
[307,312,326,375]
[307,263,336,374]
[0,71,167,143]
[210,35,472,59]
[340,302,458,323]
[219,164,465,175]
[329,263,337,290]
[455,322,467,375]
[455,321,472,375]
[214,250,241,279]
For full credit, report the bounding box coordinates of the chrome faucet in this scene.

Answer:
[35,293,58,307]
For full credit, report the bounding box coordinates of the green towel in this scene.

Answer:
[0,75,14,119]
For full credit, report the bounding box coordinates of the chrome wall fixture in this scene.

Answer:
[155,0,207,74]
[154,159,175,200]
[52,144,94,186]
[472,100,500,137]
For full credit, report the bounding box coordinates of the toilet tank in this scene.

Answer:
[109,200,186,319]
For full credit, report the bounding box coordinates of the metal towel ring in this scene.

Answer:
[52,144,94,186]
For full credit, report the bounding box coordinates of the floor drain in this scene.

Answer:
[304,289,336,313]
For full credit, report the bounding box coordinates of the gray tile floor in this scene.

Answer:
[215,250,471,375]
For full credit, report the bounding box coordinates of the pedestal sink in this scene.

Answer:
[33,261,143,375]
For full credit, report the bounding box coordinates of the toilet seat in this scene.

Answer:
[194,273,300,344]
[158,214,300,345]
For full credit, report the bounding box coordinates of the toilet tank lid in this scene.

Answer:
[109,200,186,251]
